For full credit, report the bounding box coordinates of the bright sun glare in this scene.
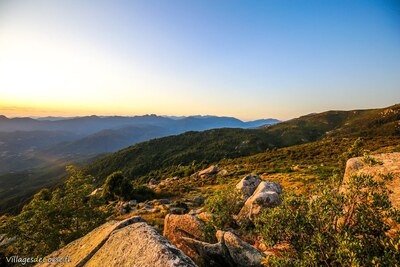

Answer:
[0,28,129,114]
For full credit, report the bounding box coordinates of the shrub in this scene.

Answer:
[362,151,383,166]
[204,188,244,230]
[102,171,132,201]
[255,173,400,266]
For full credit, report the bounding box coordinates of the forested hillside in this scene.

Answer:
[86,105,400,182]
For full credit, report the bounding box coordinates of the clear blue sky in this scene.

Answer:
[0,0,399,120]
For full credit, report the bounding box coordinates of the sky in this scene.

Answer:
[0,0,399,120]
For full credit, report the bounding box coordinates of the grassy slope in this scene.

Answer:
[122,136,400,231]
[156,136,400,199]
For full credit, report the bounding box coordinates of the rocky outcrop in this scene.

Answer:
[37,216,196,267]
[115,198,189,215]
[237,181,282,223]
[235,174,262,199]
[163,214,266,267]
[181,230,266,267]
[343,152,400,209]
[163,214,206,263]
[153,177,180,191]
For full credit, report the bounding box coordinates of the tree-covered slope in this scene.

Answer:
[85,128,273,180]
[85,104,399,182]
[261,104,400,146]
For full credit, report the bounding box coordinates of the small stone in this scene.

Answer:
[193,196,206,205]
[170,207,186,214]
[198,165,219,177]
[188,207,205,215]
[292,165,301,171]
[218,169,228,176]
[89,187,103,196]
[148,178,158,186]
[157,199,171,205]
[148,208,161,213]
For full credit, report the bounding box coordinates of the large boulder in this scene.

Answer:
[85,222,195,267]
[181,230,266,267]
[163,214,206,263]
[37,216,196,267]
[343,152,400,209]
[237,181,282,223]
[235,174,262,199]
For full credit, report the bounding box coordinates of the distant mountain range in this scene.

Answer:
[0,115,279,175]
[0,115,279,133]
[0,114,279,213]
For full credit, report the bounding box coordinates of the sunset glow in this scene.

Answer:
[1,0,399,120]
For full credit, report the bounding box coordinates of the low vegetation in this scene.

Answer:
[203,188,244,238]
[255,173,400,266]
[0,167,110,257]
[200,139,400,266]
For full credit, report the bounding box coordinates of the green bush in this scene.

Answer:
[255,173,400,266]
[362,151,383,166]
[102,171,133,201]
[204,188,244,230]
